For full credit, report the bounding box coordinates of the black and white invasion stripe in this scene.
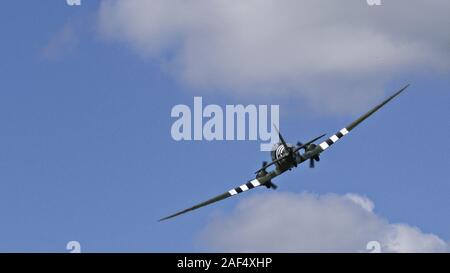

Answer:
[318,128,349,151]
[228,179,261,196]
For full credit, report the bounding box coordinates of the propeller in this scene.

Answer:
[256,161,269,176]
[266,181,278,190]
[296,141,304,150]
[305,143,320,168]
[293,134,326,153]
[273,124,297,167]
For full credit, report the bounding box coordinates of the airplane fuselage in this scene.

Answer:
[270,142,318,172]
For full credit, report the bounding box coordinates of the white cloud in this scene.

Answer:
[345,193,374,212]
[200,192,449,252]
[97,0,450,114]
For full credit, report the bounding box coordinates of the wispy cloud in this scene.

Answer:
[41,23,78,60]
[200,192,449,252]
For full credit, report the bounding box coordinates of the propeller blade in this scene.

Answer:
[297,141,306,152]
[273,124,289,152]
[264,181,278,190]
[309,158,315,168]
[270,182,278,190]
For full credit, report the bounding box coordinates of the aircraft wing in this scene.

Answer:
[315,84,410,153]
[160,84,409,221]
[159,178,264,221]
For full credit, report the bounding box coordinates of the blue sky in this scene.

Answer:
[0,1,449,252]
